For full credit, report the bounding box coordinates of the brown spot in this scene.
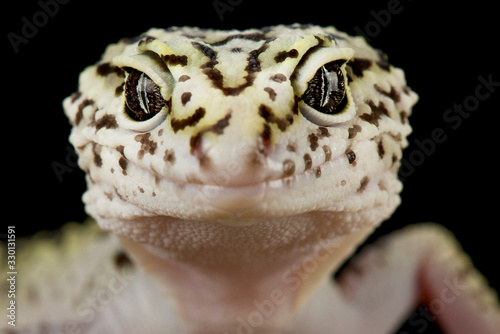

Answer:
[96,62,123,77]
[317,127,330,138]
[264,87,277,101]
[303,153,312,170]
[190,133,202,155]
[308,133,319,151]
[315,167,321,178]
[261,124,272,151]
[171,107,206,132]
[348,125,362,139]
[92,143,102,167]
[348,58,372,77]
[346,150,356,164]
[70,92,82,103]
[400,111,409,124]
[178,75,191,82]
[95,114,118,131]
[377,139,385,159]
[115,84,124,97]
[114,251,133,268]
[392,154,398,166]
[181,92,192,106]
[270,74,287,83]
[118,157,127,175]
[258,104,292,131]
[135,133,157,159]
[75,99,94,125]
[210,113,231,135]
[274,49,299,63]
[138,186,145,193]
[322,145,332,161]
[283,159,295,176]
[360,100,389,127]
[358,177,369,192]
[375,84,401,103]
[163,54,188,66]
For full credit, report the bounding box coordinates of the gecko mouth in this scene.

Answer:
[112,146,352,225]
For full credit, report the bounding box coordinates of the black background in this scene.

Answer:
[5,1,499,333]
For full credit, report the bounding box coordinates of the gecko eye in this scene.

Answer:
[292,47,355,126]
[124,69,166,121]
[301,61,347,115]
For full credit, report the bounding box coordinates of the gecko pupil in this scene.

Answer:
[302,61,347,115]
[124,69,166,121]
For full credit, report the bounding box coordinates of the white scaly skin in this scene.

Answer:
[3,24,499,333]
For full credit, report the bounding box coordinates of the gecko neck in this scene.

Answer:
[114,213,376,332]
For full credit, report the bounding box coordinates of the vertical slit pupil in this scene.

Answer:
[124,69,166,121]
[302,60,347,115]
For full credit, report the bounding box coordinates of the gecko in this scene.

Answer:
[3,24,499,333]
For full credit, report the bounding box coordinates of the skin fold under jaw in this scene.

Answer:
[4,24,499,334]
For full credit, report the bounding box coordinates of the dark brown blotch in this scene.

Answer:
[135,133,158,159]
[264,87,277,101]
[346,150,356,165]
[164,149,176,164]
[308,133,319,151]
[270,74,287,83]
[303,153,312,170]
[163,54,188,66]
[375,84,401,103]
[210,114,232,135]
[358,176,370,193]
[96,62,124,77]
[348,125,362,139]
[283,159,295,176]
[377,139,385,159]
[92,143,102,167]
[181,92,192,106]
[274,49,299,63]
[347,58,372,77]
[75,99,94,125]
[258,104,292,131]
[95,114,118,131]
[171,107,206,132]
[322,145,332,161]
[315,167,321,178]
[317,127,330,138]
[360,100,389,127]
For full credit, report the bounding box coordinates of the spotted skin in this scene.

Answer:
[4,25,499,333]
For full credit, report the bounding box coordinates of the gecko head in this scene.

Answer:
[64,25,417,232]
